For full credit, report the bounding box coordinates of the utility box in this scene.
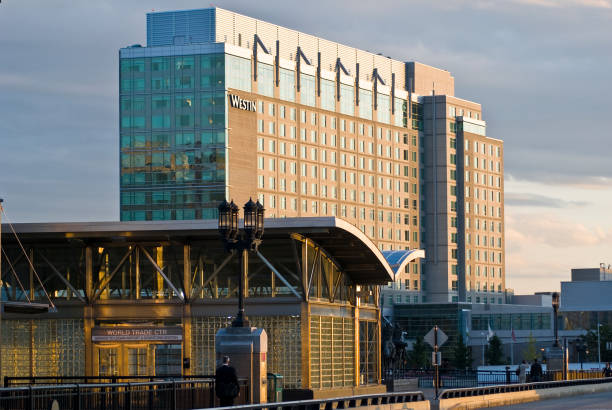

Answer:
[267,373,283,402]
[216,327,268,404]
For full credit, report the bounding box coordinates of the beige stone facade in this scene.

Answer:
[227,86,422,293]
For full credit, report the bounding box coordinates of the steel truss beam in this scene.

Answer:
[138,245,185,302]
[256,251,301,299]
[38,251,86,303]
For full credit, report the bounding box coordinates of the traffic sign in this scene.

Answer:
[424,326,448,348]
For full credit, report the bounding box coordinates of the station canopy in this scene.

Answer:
[5,217,405,285]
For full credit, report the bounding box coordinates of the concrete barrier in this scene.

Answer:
[436,380,612,410]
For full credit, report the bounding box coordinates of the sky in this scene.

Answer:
[1,0,611,294]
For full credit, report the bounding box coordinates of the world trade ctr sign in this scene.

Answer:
[91,326,183,342]
[228,93,256,112]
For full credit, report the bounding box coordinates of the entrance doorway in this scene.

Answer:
[95,343,182,377]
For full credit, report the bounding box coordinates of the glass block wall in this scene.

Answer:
[1,319,85,379]
[191,315,301,388]
[310,315,355,389]
[119,53,227,221]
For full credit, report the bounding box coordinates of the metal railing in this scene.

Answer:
[386,368,581,388]
[0,378,250,410]
[193,391,427,410]
[4,375,216,387]
[439,376,612,399]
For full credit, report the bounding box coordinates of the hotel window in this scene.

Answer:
[225,54,251,92]
[299,73,316,107]
[340,84,354,116]
[279,68,295,102]
[321,78,335,111]
[257,63,274,97]
[394,97,408,127]
[377,93,390,124]
[268,122,275,135]
[359,88,373,120]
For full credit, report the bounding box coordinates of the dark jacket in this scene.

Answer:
[530,362,543,381]
[215,364,239,398]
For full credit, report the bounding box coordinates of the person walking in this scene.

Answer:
[530,358,543,382]
[215,356,239,407]
[603,362,612,378]
[518,360,529,384]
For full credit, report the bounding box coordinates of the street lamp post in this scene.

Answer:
[597,322,602,367]
[552,292,560,348]
[218,198,265,328]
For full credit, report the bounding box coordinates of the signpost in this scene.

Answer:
[424,326,447,399]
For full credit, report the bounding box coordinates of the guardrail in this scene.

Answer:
[4,375,217,386]
[439,376,612,399]
[0,378,250,410]
[194,391,427,410]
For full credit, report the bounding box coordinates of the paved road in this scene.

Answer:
[489,391,612,409]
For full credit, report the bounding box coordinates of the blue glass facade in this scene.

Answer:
[119,46,228,221]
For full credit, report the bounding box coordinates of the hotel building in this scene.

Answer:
[118,8,505,304]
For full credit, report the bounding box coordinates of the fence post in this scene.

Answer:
[210,379,215,408]
[28,385,33,410]
[126,383,132,410]
[172,380,177,410]
[76,384,82,410]
[148,382,154,410]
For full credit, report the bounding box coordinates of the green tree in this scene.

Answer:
[583,324,612,362]
[451,334,473,369]
[486,335,505,365]
[408,336,430,368]
[523,334,539,362]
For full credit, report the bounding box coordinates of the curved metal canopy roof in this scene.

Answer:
[4,217,395,285]
[382,249,426,277]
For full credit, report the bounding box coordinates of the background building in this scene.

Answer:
[118,7,505,304]
[561,265,612,331]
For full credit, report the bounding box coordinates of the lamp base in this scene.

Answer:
[232,312,250,328]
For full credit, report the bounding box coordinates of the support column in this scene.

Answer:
[84,246,94,377]
[301,302,311,389]
[135,247,140,300]
[183,245,192,376]
[354,305,360,387]
[300,240,311,389]
[0,200,4,386]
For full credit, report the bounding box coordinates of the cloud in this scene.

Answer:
[505,192,589,208]
[506,212,612,248]
[0,73,115,98]
[515,0,612,7]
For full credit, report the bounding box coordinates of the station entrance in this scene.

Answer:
[94,343,182,377]
[91,326,184,377]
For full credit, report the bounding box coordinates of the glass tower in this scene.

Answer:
[119,48,229,221]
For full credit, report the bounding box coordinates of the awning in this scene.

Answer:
[382,249,426,277]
